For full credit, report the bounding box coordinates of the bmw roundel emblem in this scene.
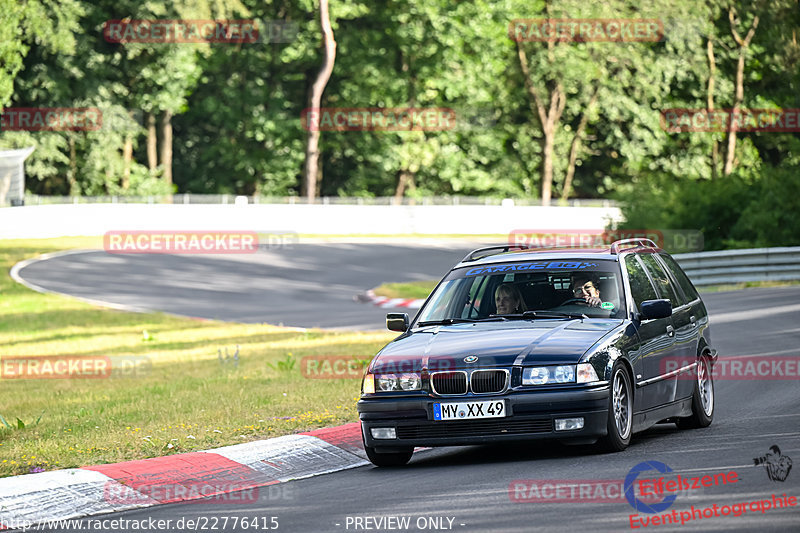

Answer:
[464,355,478,363]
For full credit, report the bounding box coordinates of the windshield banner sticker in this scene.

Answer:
[464,261,599,276]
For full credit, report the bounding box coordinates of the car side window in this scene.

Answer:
[639,253,680,306]
[624,255,658,312]
[658,253,700,303]
[462,276,489,318]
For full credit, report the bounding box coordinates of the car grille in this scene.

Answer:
[396,418,552,439]
[430,371,467,395]
[470,370,508,394]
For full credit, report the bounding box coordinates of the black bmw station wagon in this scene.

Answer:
[358,239,716,466]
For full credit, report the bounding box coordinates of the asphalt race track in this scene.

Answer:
[15,243,480,329]
[11,247,800,532]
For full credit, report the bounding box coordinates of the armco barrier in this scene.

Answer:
[674,247,800,286]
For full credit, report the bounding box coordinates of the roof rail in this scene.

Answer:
[610,238,658,254]
[461,244,528,263]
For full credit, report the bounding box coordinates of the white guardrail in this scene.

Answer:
[673,247,800,286]
[0,203,623,239]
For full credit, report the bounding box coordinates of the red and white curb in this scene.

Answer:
[356,290,425,309]
[0,423,368,530]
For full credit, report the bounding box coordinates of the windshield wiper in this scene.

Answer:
[417,317,507,326]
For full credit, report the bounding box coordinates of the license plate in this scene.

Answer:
[433,400,506,421]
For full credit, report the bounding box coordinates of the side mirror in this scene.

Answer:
[640,299,672,320]
[386,313,409,332]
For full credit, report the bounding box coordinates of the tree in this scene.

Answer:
[0,0,82,109]
[302,0,336,202]
[723,7,759,176]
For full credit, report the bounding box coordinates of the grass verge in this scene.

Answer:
[0,238,394,477]
[371,280,439,300]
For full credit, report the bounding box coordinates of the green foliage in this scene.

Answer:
[616,160,800,251]
[0,410,44,431]
[0,0,797,248]
[267,352,297,372]
[729,163,800,248]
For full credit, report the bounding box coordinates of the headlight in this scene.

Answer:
[522,365,576,385]
[398,373,421,391]
[376,375,397,391]
[371,373,422,392]
[554,365,575,383]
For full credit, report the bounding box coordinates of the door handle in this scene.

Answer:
[666,325,675,337]
[690,315,696,326]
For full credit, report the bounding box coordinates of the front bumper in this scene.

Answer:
[358,386,610,449]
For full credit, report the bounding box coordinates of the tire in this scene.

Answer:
[598,363,633,452]
[676,354,714,429]
[364,445,413,467]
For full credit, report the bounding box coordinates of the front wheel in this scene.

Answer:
[364,445,413,467]
[676,354,714,429]
[598,363,633,452]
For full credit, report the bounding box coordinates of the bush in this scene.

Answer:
[615,164,798,251]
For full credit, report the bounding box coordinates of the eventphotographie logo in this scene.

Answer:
[754,445,793,482]
[625,461,678,514]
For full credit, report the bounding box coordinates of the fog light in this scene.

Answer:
[555,417,584,431]
[370,427,397,439]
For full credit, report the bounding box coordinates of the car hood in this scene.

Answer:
[371,319,624,373]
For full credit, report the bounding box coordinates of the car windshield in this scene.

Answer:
[416,259,626,324]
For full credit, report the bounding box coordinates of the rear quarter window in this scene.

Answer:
[623,255,658,312]
[658,253,700,302]
[640,253,680,307]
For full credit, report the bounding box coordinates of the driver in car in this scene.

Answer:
[494,283,527,314]
[571,274,602,308]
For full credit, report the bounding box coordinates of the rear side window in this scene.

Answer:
[640,253,680,306]
[623,255,658,312]
[658,253,700,302]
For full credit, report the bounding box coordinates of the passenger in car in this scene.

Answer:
[494,283,528,314]
[571,274,603,307]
